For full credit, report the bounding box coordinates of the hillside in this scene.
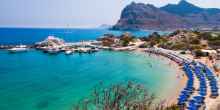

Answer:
[113,0,220,30]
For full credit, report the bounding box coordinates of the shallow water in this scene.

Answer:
[0,28,174,110]
[0,50,178,110]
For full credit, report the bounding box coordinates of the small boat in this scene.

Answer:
[65,50,73,55]
[90,48,99,52]
[47,48,60,54]
[8,45,28,53]
[78,48,90,53]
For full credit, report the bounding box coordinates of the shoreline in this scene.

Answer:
[144,48,220,109]
[178,53,220,110]
[0,47,188,106]
[0,44,188,106]
[0,47,186,109]
[1,44,219,109]
[136,49,187,106]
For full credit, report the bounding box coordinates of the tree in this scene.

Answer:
[120,33,134,47]
[190,38,200,45]
[72,81,180,110]
[194,50,205,57]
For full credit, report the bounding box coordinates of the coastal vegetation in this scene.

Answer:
[3,29,220,60]
[153,30,203,50]
[138,30,220,58]
[120,33,135,46]
[98,32,136,47]
[72,81,179,110]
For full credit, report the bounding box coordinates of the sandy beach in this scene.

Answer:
[194,57,220,110]
[136,49,188,106]
[172,51,220,110]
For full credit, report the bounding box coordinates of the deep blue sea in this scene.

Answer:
[0,28,177,110]
[0,28,159,45]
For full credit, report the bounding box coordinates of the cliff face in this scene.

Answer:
[113,0,220,30]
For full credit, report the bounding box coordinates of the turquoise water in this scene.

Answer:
[0,28,175,110]
[0,50,178,110]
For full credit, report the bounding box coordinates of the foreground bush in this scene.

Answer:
[72,81,179,110]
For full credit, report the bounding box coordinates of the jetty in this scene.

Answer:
[34,36,100,54]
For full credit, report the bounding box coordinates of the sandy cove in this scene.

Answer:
[135,48,187,106]
[163,50,220,110]
[179,54,220,110]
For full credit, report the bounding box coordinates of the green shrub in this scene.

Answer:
[180,51,186,54]
[190,45,203,50]
[208,40,220,46]
[190,38,200,44]
[139,43,149,48]
[194,50,206,57]
[171,43,187,50]
[72,82,180,110]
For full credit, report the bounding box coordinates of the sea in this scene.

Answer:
[0,28,161,45]
[0,28,178,110]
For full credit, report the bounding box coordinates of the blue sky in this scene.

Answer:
[0,0,220,28]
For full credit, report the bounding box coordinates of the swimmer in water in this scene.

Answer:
[148,62,153,68]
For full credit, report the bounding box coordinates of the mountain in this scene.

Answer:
[98,24,112,29]
[161,0,203,16]
[113,0,220,30]
[161,0,220,16]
